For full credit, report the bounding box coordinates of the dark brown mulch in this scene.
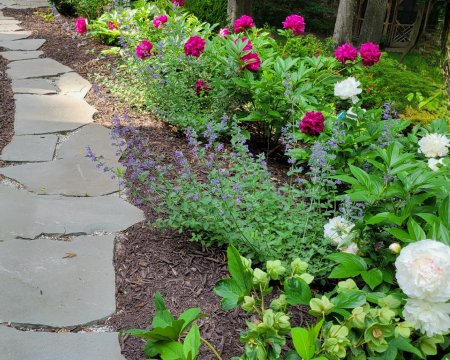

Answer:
[3,8,311,359]
[0,56,14,168]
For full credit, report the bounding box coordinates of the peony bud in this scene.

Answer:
[389,242,401,254]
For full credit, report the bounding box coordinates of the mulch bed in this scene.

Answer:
[0,55,14,168]
[3,8,310,359]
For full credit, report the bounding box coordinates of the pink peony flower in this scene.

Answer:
[135,40,153,59]
[172,0,184,6]
[75,17,87,34]
[282,14,305,35]
[234,37,252,51]
[234,15,255,33]
[219,28,230,38]
[184,36,206,58]
[242,52,261,72]
[300,111,325,136]
[152,15,168,28]
[359,42,381,66]
[335,43,357,64]
[195,80,212,96]
[107,21,117,30]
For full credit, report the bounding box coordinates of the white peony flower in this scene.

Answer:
[395,240,450,302]
[324,216,355,246]
[418,133,449,158]
[341,242,359,254]
[334,77,362,103]
[428,158,445,172]
[403,298,450,337]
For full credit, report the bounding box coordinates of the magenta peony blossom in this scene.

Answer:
[195,80,212,96]
[234,15,255,33]
[184,36,206,58]
[242,52,261,72]
[107,21,117,30]
[172,0,184,6]
[234,37,252,51]
[360,42,381,66]
[152,15,168,28]
[75,17,87,34]
[300,111,325,136]
[282,14,305,35]
[219,28,230,38]
[335,43,357,64]
[135,40,153,59]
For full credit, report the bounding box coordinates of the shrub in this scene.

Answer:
[49,0,110,19]
[184,0,227,27]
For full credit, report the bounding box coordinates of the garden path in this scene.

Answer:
[0,2,144,359]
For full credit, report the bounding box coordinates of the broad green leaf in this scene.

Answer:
[386,228,412,242]
[331,290,366,308]
[349,165,372,190]
[439,196,449,227]
[158,341,184,360]
[214,279,244,310]
[284,278,312,305]
[152,292,174,328]
[407,218,426,241]
[128,320,185,342]
[183,325,200,360]
[178,308,208,335]
[366,212,406,226]
[227,245,252,294]
[327,253,367,278]
[361,268,384,290]
[291,327,314,360]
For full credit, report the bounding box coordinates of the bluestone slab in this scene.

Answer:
[0,0,49,8]
[0,134,57,162]
[0,30,30,41]
[0,38,45,51]
[0,156,120,196]
[56,71,92,98]
[0,327,125,360]
[7,58,70,79]
[1,50,43,60]
[14,94,96,134]
[0,23,22,31]
[0,185,144,241]
[12,78,56,94]
[0,235,116,326]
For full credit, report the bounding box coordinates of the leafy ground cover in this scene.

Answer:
[13,1,450,359]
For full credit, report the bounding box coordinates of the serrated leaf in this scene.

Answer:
[178,308,208,335]
[152,292,174,328]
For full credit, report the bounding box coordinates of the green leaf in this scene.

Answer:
[158,341,185,360]
[349,165,372,190]
[386,228,413,242]
[128,320,185,342]
[227,245,252,294]
[327,253,367,278]
[331,290,366,309]
[291,327,314,360]
[284,278,312,305]
[152,292,174,328]
[183,325,200,360]
[361,268,384,290]
[366,212,406,226]
[407,218,426,241]
[214,279,244,310]
[178,308,208,335]
[374,337,423,360]
[439,196,449,227]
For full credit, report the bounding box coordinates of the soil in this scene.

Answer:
[0,55,14,168]
[2,8,310,359]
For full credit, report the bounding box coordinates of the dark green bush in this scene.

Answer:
[184,0,227,27]
[49,0,111,19]
[48,0,76,16]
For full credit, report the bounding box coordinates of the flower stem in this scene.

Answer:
[201,337,223,360]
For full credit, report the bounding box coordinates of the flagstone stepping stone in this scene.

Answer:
[7,58,70,79]
[0,38,45,51]
[58,124,120,163]
[0,157,120,196]
[0,19,21,24]
[0,185,144,241]
[0,134,57,162]
[1,50,43,61]
[0,327,125,360]
[14,94,96,135]
[0,23,22,31]
[56,72,92,99]
[0,235,116,326]
[0,30,30,41]
[0,0,49,8]
[12,78,56,94]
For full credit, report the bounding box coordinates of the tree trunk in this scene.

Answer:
[333,0,356,45]
[227,0,254,25]
[441,1,450,58]
[358,0,388,44]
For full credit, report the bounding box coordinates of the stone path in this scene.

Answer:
[0,3,144,359]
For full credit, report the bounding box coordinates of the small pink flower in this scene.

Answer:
[234,37,252,52]
[299,111,325,136]
[184,36,206,58]
[242,52,261,72]
[107,21,117,30]
[195,80,212,96]
[234,15,255,33]
[219,28,230,38]
[135,40,153,59]
[360,42,381,66]
[172,0,184,6]
[282,14,305,35]
[152,15,168,28]
[335,43,358,64]
[75,17,87,34]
